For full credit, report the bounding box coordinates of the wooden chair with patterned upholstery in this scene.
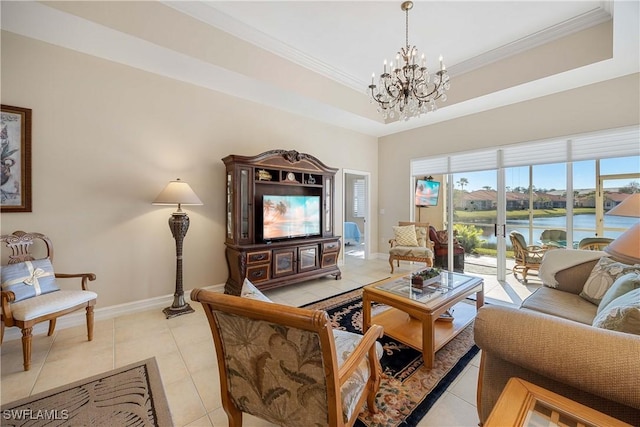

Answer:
[509,231,547,283]
[191,288,384,427]
[578,237,614,251]
[388,221,434,273]
[0,231,97,371]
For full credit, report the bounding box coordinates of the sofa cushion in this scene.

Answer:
[592,288,640,335]
[597,272,640,315]
[392,225,418,247]
[580,257,640,305]
[521,286,598,325]
[1,259,60,302]
[389,246,433,258]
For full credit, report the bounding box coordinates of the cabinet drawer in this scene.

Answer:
[322,252,338,268]
[247,250,271,264]
[246,265,270,283]
[323,241,340,253]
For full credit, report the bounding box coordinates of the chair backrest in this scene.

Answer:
[398,221,430,247]
[191,289,343,427]
[540,229,567,242]
[509,231,528,260]
[1,231,54,265]
[579,237,614,251]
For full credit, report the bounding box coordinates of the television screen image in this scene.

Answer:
[415,179,440,206]
[262,195,321,240]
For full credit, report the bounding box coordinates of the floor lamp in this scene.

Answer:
[153,178,203,319]
[604,193,640,264]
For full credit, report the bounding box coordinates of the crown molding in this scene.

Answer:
[163,1,612,88]
[448,5,612,77]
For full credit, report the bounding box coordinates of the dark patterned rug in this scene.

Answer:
[0,358,172,427]
[303,288,479,427]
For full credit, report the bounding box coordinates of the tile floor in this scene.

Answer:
[0,255,539,426]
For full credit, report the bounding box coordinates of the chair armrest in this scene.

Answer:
[338,324,384,385]
[389,238,397,248]
[525,245,545,253]
[55,272,97,290]
[1,290,16,325]
[474,305,640,410]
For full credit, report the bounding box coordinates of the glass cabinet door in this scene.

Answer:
[324,175,333,236]
[226,172,233,240]
[238,166,253,243]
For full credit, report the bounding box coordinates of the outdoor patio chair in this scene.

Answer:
[509,231,547,283]
[578,236,614,251]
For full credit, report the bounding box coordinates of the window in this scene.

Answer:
[353,179,366,218]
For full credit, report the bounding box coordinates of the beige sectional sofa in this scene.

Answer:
[474,256,640,425]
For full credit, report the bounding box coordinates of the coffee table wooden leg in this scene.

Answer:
[362,292,371,332]
[422,316,436,369]
[476,289,485,309]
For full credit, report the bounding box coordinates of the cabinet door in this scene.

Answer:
[323,175,334,237]
[298,245,319,272]
[237,166,253,244]
[273,248,296,278]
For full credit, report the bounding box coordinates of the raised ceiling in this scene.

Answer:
[2,1,638,137]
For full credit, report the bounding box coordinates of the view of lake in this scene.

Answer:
[465,214,639,246]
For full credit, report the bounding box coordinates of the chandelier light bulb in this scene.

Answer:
[368,1,450,121]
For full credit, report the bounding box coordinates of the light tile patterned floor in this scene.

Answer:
[1,255,537,426]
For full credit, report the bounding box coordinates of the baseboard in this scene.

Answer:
[2,283,225,342]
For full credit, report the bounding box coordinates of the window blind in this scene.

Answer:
[411,125,639,175]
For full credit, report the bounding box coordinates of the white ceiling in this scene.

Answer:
[168,1,607,90]
[2,1,639,137]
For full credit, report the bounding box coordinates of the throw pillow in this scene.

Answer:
[415,226,429,248]
[1,259,60,302]
[597,272,640,315]
[580,257,640,305]
[592,287,640,335]
[240,278,272,302]
[393,225,419,247]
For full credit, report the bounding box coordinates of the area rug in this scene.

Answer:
[303,288,479,427]
[1,358,172,427]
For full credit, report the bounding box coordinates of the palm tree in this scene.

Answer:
[456,177,469,191]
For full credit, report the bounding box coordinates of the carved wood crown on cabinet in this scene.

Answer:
[222,150,341,295]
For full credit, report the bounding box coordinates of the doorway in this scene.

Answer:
[343,170,370,262]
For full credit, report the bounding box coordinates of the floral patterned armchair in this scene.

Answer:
[191,288,384,427]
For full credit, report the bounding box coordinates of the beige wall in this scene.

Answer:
[0,32,379,308]
[378,73,640,249]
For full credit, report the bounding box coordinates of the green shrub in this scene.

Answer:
[453,224,484,253]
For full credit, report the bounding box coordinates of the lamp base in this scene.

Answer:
[163,303,195,319]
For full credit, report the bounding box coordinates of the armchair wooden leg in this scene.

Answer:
[389,257,395,273]
[21,327,33,371]
[1,319,4,344]
[47,319,57,336]
[86,305,94,341]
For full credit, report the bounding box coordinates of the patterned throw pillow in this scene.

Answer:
[240,278,272,302]
[597,272,640,315]
[415,226,429,248]
[1,259,60,302]
[592,287,640,335]
[580,257,640,305]
[393,225,419,247]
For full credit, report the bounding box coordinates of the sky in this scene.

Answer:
[453,156,640,192]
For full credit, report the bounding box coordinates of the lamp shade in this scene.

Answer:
[604,223,640,265]
[153,179,203,206]
[606,193,640,218]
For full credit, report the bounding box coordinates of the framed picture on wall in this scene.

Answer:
[1,104,32,212]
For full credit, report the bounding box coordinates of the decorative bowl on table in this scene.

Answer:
[411,267,442,289]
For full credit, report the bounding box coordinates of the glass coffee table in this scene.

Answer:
[362,270,484,369]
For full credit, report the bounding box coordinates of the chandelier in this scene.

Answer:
[368,1,450,121]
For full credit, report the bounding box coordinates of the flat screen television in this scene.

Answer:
[262,195,321,240]
[415,179,440,207]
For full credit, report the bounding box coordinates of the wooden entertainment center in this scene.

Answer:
[222,150,341,295]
